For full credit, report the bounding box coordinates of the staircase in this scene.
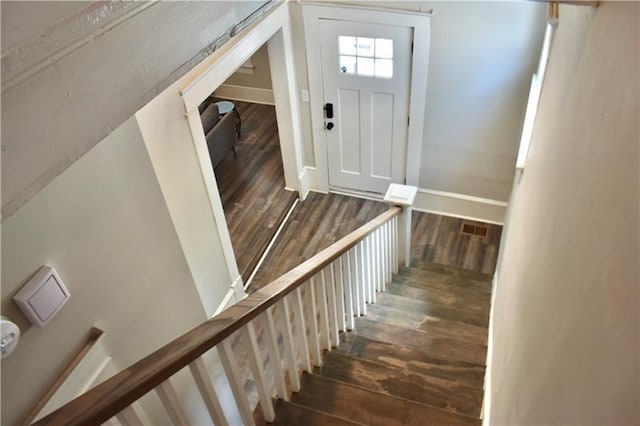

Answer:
[35,207,493,426]
[261,261,491,425]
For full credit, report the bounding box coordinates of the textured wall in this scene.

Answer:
[1,1,268,220]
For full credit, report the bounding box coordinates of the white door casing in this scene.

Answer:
[303,4,432,194]
[320,19,412,194]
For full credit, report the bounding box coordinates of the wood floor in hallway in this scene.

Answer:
[212,99,298,283]
[248,192,502,292]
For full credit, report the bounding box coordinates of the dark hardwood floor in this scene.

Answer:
[410,212,502,276]
[211,99,298,283]
[213,99,502,425]
[248,192,502,291]
[248,193,388,291]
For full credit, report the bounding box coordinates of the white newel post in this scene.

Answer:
[384,184,418,268]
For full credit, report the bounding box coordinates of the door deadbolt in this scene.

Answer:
[326,122,334,130]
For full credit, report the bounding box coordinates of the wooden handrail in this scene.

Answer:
[24,327,104,425]
[35,206,401,425]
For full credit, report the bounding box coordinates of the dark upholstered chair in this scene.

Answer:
[200,103,238,168]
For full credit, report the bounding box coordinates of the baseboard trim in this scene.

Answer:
[213,275,246,317]
[214,84,274,105]
[299,166,317,200]
[482,273,499,424]
[414,188,507,225]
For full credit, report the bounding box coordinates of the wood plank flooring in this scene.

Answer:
[248,192,502,291]
[411,213,502,275]
[211,99,298,282]
[261,260,490,424]
[248,193,388,291]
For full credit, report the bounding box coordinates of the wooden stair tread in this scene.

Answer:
[396,268,492,298]
[335,333,485,389]
[266,399,364,425]
[352,317,487,365]
[265,264,490,424]
[364,303,488,345]
[375,292,489,328]
[409,261,492,282]
[386,281,490,316]
[318,352,483,418]
[292,373,480,426]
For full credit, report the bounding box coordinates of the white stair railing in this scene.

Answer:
[34,203,411,426]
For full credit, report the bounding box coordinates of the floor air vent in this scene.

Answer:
[461,222,488,237]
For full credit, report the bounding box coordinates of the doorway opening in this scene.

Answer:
[196,41,298,288]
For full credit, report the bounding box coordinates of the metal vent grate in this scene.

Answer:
[461,222,488,237]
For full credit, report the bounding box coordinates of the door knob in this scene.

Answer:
[326,122,334,130]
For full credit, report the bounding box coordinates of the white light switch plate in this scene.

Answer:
[13,266,70,328]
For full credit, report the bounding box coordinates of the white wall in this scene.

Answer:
[487,3,639,424]
[224,44,273,90]
[293,1,545,220]
[136,81,242,318]
[1,1,267,220]
[419,1,545,202]
[1,117,208,426]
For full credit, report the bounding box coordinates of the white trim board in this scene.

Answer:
[414,189,507,225]
[214,84,275,105]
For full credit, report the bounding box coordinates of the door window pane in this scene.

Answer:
[337,36,394,79]
[338,36,357,56]
[375,59,393,78]
[357,57,375,76]
[356,37,375,57]
[339,55,357,74]
[375,38,393,59]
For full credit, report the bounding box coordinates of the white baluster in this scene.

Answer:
[276,298,301,392]
[262,309,289,400]
[393,216,399,274]
[156,380,189,425]
[385,221,392,286]
[293,287,312,371]
[382,224,388,288]
[335,256,347,332]
[351,247,361,317]
[188,357,228,425]
[218,340,255,426]
[326,265,340,347]
[115,406,143,426]
[387,219,394,282]
[305,279,322,366]
[356,242,367,314]
[241,323,275,422]
[317,273,331,350]
[375,229,383,293]
[344,251,355,330]
[366,236,376,303]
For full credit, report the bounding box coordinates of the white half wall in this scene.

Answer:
[414,188,506,225]
[486,3,639,424]
[136,83,241,319]
[214,84,275,105]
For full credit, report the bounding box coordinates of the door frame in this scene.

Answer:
[181,3,306,198]
[177,2,305,302]
[302,4,432,193]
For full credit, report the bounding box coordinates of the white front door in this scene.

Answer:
[319,19,413,194]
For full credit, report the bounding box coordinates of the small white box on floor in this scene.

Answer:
[13,266,70,328]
